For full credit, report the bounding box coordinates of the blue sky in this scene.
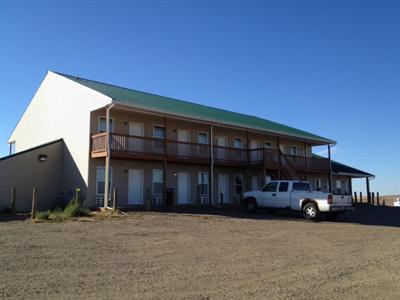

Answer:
[0,0,399,195]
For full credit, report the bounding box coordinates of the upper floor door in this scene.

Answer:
[129,122,144,153]
[178,129,190,157]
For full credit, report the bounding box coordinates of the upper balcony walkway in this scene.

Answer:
[91,132,330,174]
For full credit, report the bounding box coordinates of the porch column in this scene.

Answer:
[328,144,333,193]
[104,104,114,209]
[163,117,167,206]
[277,136,281,180]
[209,125,214,206]
[366,177,371,205]
[304,141,308,180]
[245,131,250,191]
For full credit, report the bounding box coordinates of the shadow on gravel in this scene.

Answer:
[0,214,30,223]
[123,204,400,228]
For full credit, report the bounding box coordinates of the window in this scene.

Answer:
[265,142,272,149]
[153,125,165,139]
[279,182,289,192]
[198,172,209,195]
[315,178,321,191]
[98,117,114,133]
[9,141,16,155]
[262,182,278,192]
[291,146,297,155]
[96,166,112,195]
[153,169,163,195]
[235,175,243,194]
[234,137,243,149]
[197,132,208,144]
[293,182,311,192]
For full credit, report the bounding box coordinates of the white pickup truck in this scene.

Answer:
[242,180,353,220]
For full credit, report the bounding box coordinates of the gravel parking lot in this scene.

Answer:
[1,206,399,299]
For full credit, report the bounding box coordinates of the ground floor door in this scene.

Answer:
[128,169,144,205]
[217,174,229,204]
[178,172,190,204]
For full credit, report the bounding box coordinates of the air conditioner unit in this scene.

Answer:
[153,195,162,206]
[200,196,209,205]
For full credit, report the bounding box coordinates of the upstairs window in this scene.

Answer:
[153,125,165,139]
[234,137,243,149]
[265,142,272,149]
[98,117,114,133]
[197,132,208,144]
[9,141,16,155]
[291,146,297,156]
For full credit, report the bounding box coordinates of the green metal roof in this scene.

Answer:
[56,72,335,144]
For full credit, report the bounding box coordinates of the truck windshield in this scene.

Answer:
[292,182,311,192]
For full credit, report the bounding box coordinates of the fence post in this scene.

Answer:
[383,198,386,206]
[31,187,37,220]
[11,188,16,214]
[354,192,357,204]
[360,192,362,204]
[372,192,375,206]
[377,192,380,206]
[112,187,117,212]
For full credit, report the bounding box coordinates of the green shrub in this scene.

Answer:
[63,199,89,219]
[36,211,50,220]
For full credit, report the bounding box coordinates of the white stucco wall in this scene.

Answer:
[8,71,112,192]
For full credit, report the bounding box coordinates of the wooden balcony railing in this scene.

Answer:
[91,132,331,172]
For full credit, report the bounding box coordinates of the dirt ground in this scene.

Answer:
[1,206,400,300]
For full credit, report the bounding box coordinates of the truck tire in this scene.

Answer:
[245,199,258,213]
[303,202,320,220]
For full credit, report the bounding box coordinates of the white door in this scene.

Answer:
[129,122,144,152]
[250,140,259,161]
[217,136,227,160]
[178,129,190,156]
[128,169,143,205]
[178,172,190,204]
[218,174,229,204]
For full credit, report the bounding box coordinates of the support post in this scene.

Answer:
[31,187,37,220]
[112,187,117,212]
[11,188,16,214]
[277,136,281,180]
[366,177,371,205]
[354,191,357,204]
[209,125,214,206]
[304,142,308,180]
[163,117,167,206]
[328,145,333,194]
[377,192,380,206]
[360,191,362,204]
[245,130,250,192]
[372,192,375,206]
[104,105,114,209]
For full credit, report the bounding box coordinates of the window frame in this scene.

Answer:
[98,116,114,133]
[290,146,298,156]
[197,131,209,144]
[198,172,209,196]
[153,124,166,139]
[96,166,113,196]
[152,169,164,196]
[233,137,243,149]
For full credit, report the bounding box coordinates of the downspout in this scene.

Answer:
[328,144,333,194]
[104,103,115,209]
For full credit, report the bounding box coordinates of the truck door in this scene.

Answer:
[275,182,291,208]
[261,182,278,207]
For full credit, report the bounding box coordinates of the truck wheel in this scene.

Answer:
[325,212,340,221]
[303,202,319,220]
[245,200,258,213]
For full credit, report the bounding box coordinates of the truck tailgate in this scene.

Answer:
[333,195,352,207]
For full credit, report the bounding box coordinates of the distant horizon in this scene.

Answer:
[1,0,398,195]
